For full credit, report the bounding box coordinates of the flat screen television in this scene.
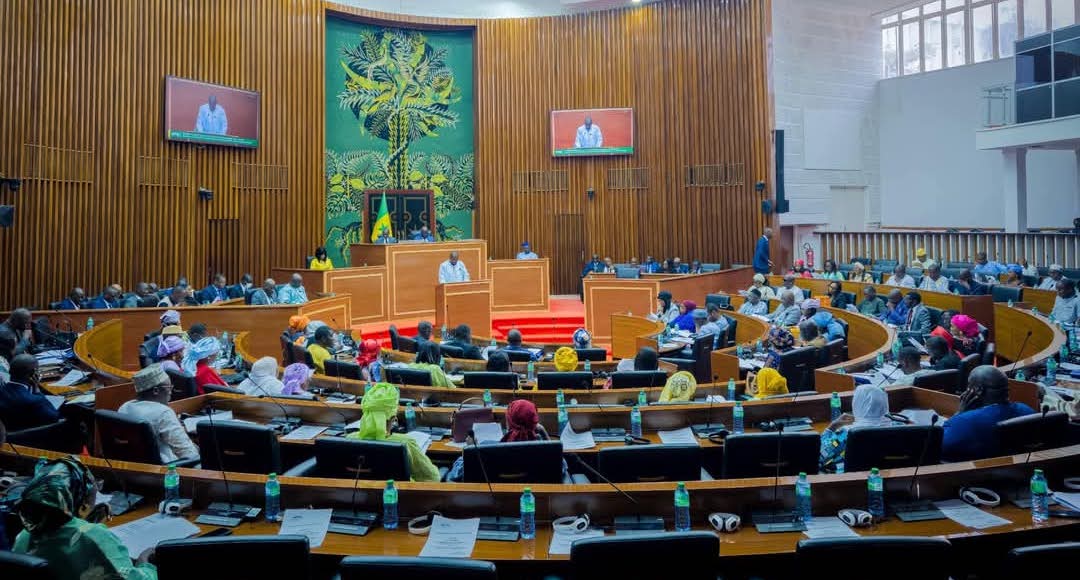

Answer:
[164,76,260,148]
[550,108,633,157]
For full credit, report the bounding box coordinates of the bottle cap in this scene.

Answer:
[799,472,807,477]
[1034,468,1044,475]
[524,486,532,493]
[387,479,395,485]
[871,467,879,474]
[268,472,276,477]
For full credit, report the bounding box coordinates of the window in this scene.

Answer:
[924,1,942,15]
[946,0,965,8]
[883,26,900,78]
[903,20,922,73]
[947,10,967,66]
[998,0,1018,57]
[903,7,922,19]
[1024,0,1048,36]
[883,14,900,24]
[1052,0,1075,29]
[925,15,944,71]
[973,4,995,62]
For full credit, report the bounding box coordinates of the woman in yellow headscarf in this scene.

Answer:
[347,383,440,482]
[749,367,789,399]
[659,371,697,402]
[554,347,579,372]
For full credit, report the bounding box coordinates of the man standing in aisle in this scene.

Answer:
[753,228,773,275]
[438,251,470,284]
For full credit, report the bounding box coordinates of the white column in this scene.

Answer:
[1002,148,1028,233]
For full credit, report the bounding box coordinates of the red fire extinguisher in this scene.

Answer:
[803,243,815,270]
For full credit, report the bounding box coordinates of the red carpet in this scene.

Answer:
[357,297,585,346]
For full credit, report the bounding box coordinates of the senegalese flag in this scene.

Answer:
[370,192,392,242]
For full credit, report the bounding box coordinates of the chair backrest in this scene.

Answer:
[844,425,943,472]
[312,437,411,480]
[824,338,847,367]
[1007,542,1080,576]
[946,261,973,270]
[597,444,702,483]
[462,441,564,483]
[137,343,152,369]
[956,353,981,393]
[685,333,715,383]
[840,291,857,306]
[94,409,163,464]
[388,325,401,350]
[165,368,197,401]
[610,371,668,388]
[385,366,433,386]
[0,551,52,580]
[704,294,731,309]
[1022,274,1040,287]
[324,359,343,377]
[439,344,466,359]
[339,556,497,580]
[995,411,1069,456]
[912,369,959,391]
[926,306,942,328]
[723,315,737,347]
[536,372,593,390]
[156,535,310,580]
[329,359,364,380]
[504,349,534,362]
[291,343,315,369]
[280,333,296,365]
[463,372,519,390]
[196,420,281,474]
[397,334,418,354]
[981,341,996,366]
[850,256,871,265]
[991,284,1022,303]
[796,537,951,579]
[615,266,641,279]
[571,532,718,580]
[875,258,898,270]
[721,432,821,478]
[574,347,607,361]
[6,419,83,454]
[777,346,818,392]
[202,384,244,395]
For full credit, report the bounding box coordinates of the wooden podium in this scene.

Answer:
[436,281,492,335]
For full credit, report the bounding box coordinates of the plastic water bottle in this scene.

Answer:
[557,405,569,436]
[383,480,398,530]
[830,392,841,421]
[630,405,643,438]
[1007,299,1014,308]
[736,344,744,358]
[1031,469,1049,523]
[35,456,48,475]
[875,352,885,368]
[527,360,536,381]
[265,473,281,522]
[1032,307,1040,317]
[867,468,885,519]
[674,482,691,532]
[713,333,720,350]
[86,317,94,331]
[1049,313,1057,325]
[891,340,901,361]
[164,466,180,501]
[727,378,736,401]
[490,338,497,349]
[1046,358,1058,385]
[556,389,565,407]
[584,359,592,373]
[519,487,536,539]
[404,402,417,432]
[837,367,846,375]
[638,389,647,406]
[795,472,812,522]
[733,401,744,434]
[483,389,492,407]
[1016,369,1027,382]
[440,324,448,340]
[755,340,763,354]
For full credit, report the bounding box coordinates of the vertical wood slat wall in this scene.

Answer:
[818,231,1080,269]
[474,0,774,292]
[0,0,325,310]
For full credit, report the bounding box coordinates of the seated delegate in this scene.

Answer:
[443,324,482,359]
[738,288,768,316]
[819,384,895,473]
[943,366,1034,461]
[0,354,59,432]
[238,357,286,396]
[309,246,333,271]
[182,337,226,394]
[447,399,565,482]
[1052,278,1079,324]
[346,383,440,482]
[119,365,200,464]
[407,340,455,388]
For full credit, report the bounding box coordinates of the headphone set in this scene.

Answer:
[959,486,1001,508]
[623,435,651,446]
[553,514,592,534]
[837,509,874,528]
[708,512,741,533]
[408,511,442,536]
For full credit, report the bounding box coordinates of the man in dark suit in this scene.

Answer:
[0,309,34,355]
[199,273,229,304]
[753,228,773,274]
[444,324,482,360]
[953,269,987,296]
[88,286,119,309]
[904,291,933,334]
[0,354,59,432]
[926,336,961,370]
[58,288,85,310]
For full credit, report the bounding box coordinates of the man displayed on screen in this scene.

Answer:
[195,95,228,135]
[574,116,602,149]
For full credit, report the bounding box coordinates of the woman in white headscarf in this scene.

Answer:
[819,384,893,473]
[237,357,285,397]
[182,337,225,394]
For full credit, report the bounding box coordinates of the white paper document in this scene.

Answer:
[899,408,941,426]
[54,369,91,386]
[68,394,96,405]
[559,424,596,450]
[907,337,929,353]
[548,529,605,555]
[802,517,860,539]
[281,425,328,441]
[658,426,698,445]
[1052,491,1080,511]
[278,508,332,548]
[406,430,433,453]
[110,514,199,557]
[45,395,65,410]
[471,422,504,443]
[182,410,233,433]
[419,516,480,558]
[933,499,1012,529]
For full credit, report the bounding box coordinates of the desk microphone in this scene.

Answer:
[94,452,141,514]
[466,429,499,511]
[1024,406,1050,467]
[1010,330,1034,374]
[570,454,638,505]
[251,383,301,433]
[201,400,241,519]
[875,359,904,388]
[86,353,103,388]
[907,414,940,500]
[771,423,786,512]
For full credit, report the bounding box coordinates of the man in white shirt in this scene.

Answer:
[1038,264,1064,291]
[277,273,309,304]
[194,95,228,135]
[918,261,950,293]
[768,290,802,326]
[574,116,603,148]
[776,275,805,304]
[516,241,538,260]
[438,251,470,284]
[1052,279,1080,324]
[738,289,769,316]
[886,264,915,288]
[118,364,199,464]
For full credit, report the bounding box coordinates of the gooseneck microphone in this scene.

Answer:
[1024,406,1051,467]
[250,381,301,433]
[771,423,785,511]
[907,414,940,500]
[1010,330,1034,373]
[467,429,499,511]
[570,454,638,505]
[201,400,238,516]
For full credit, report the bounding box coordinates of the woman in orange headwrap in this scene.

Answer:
[288,315,310,345]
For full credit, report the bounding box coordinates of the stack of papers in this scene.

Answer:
[548,529,605,555]
[802,517,860,539]
[278,508,332,548]
[281,425,328,441]
[471,422,504,443]
[899,409,941,426]
[53,369,91,387]
[932,499,1011,529]
[559,425,596,450]
[657,427,698,446]
[406,431,433,453]
[182,410,234,433]
[1053,491,1080,511]
[419,516,480,558]
[110,514,200,557]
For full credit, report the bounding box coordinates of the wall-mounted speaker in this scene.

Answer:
[0,205,14,228]
[774,129,789,214]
